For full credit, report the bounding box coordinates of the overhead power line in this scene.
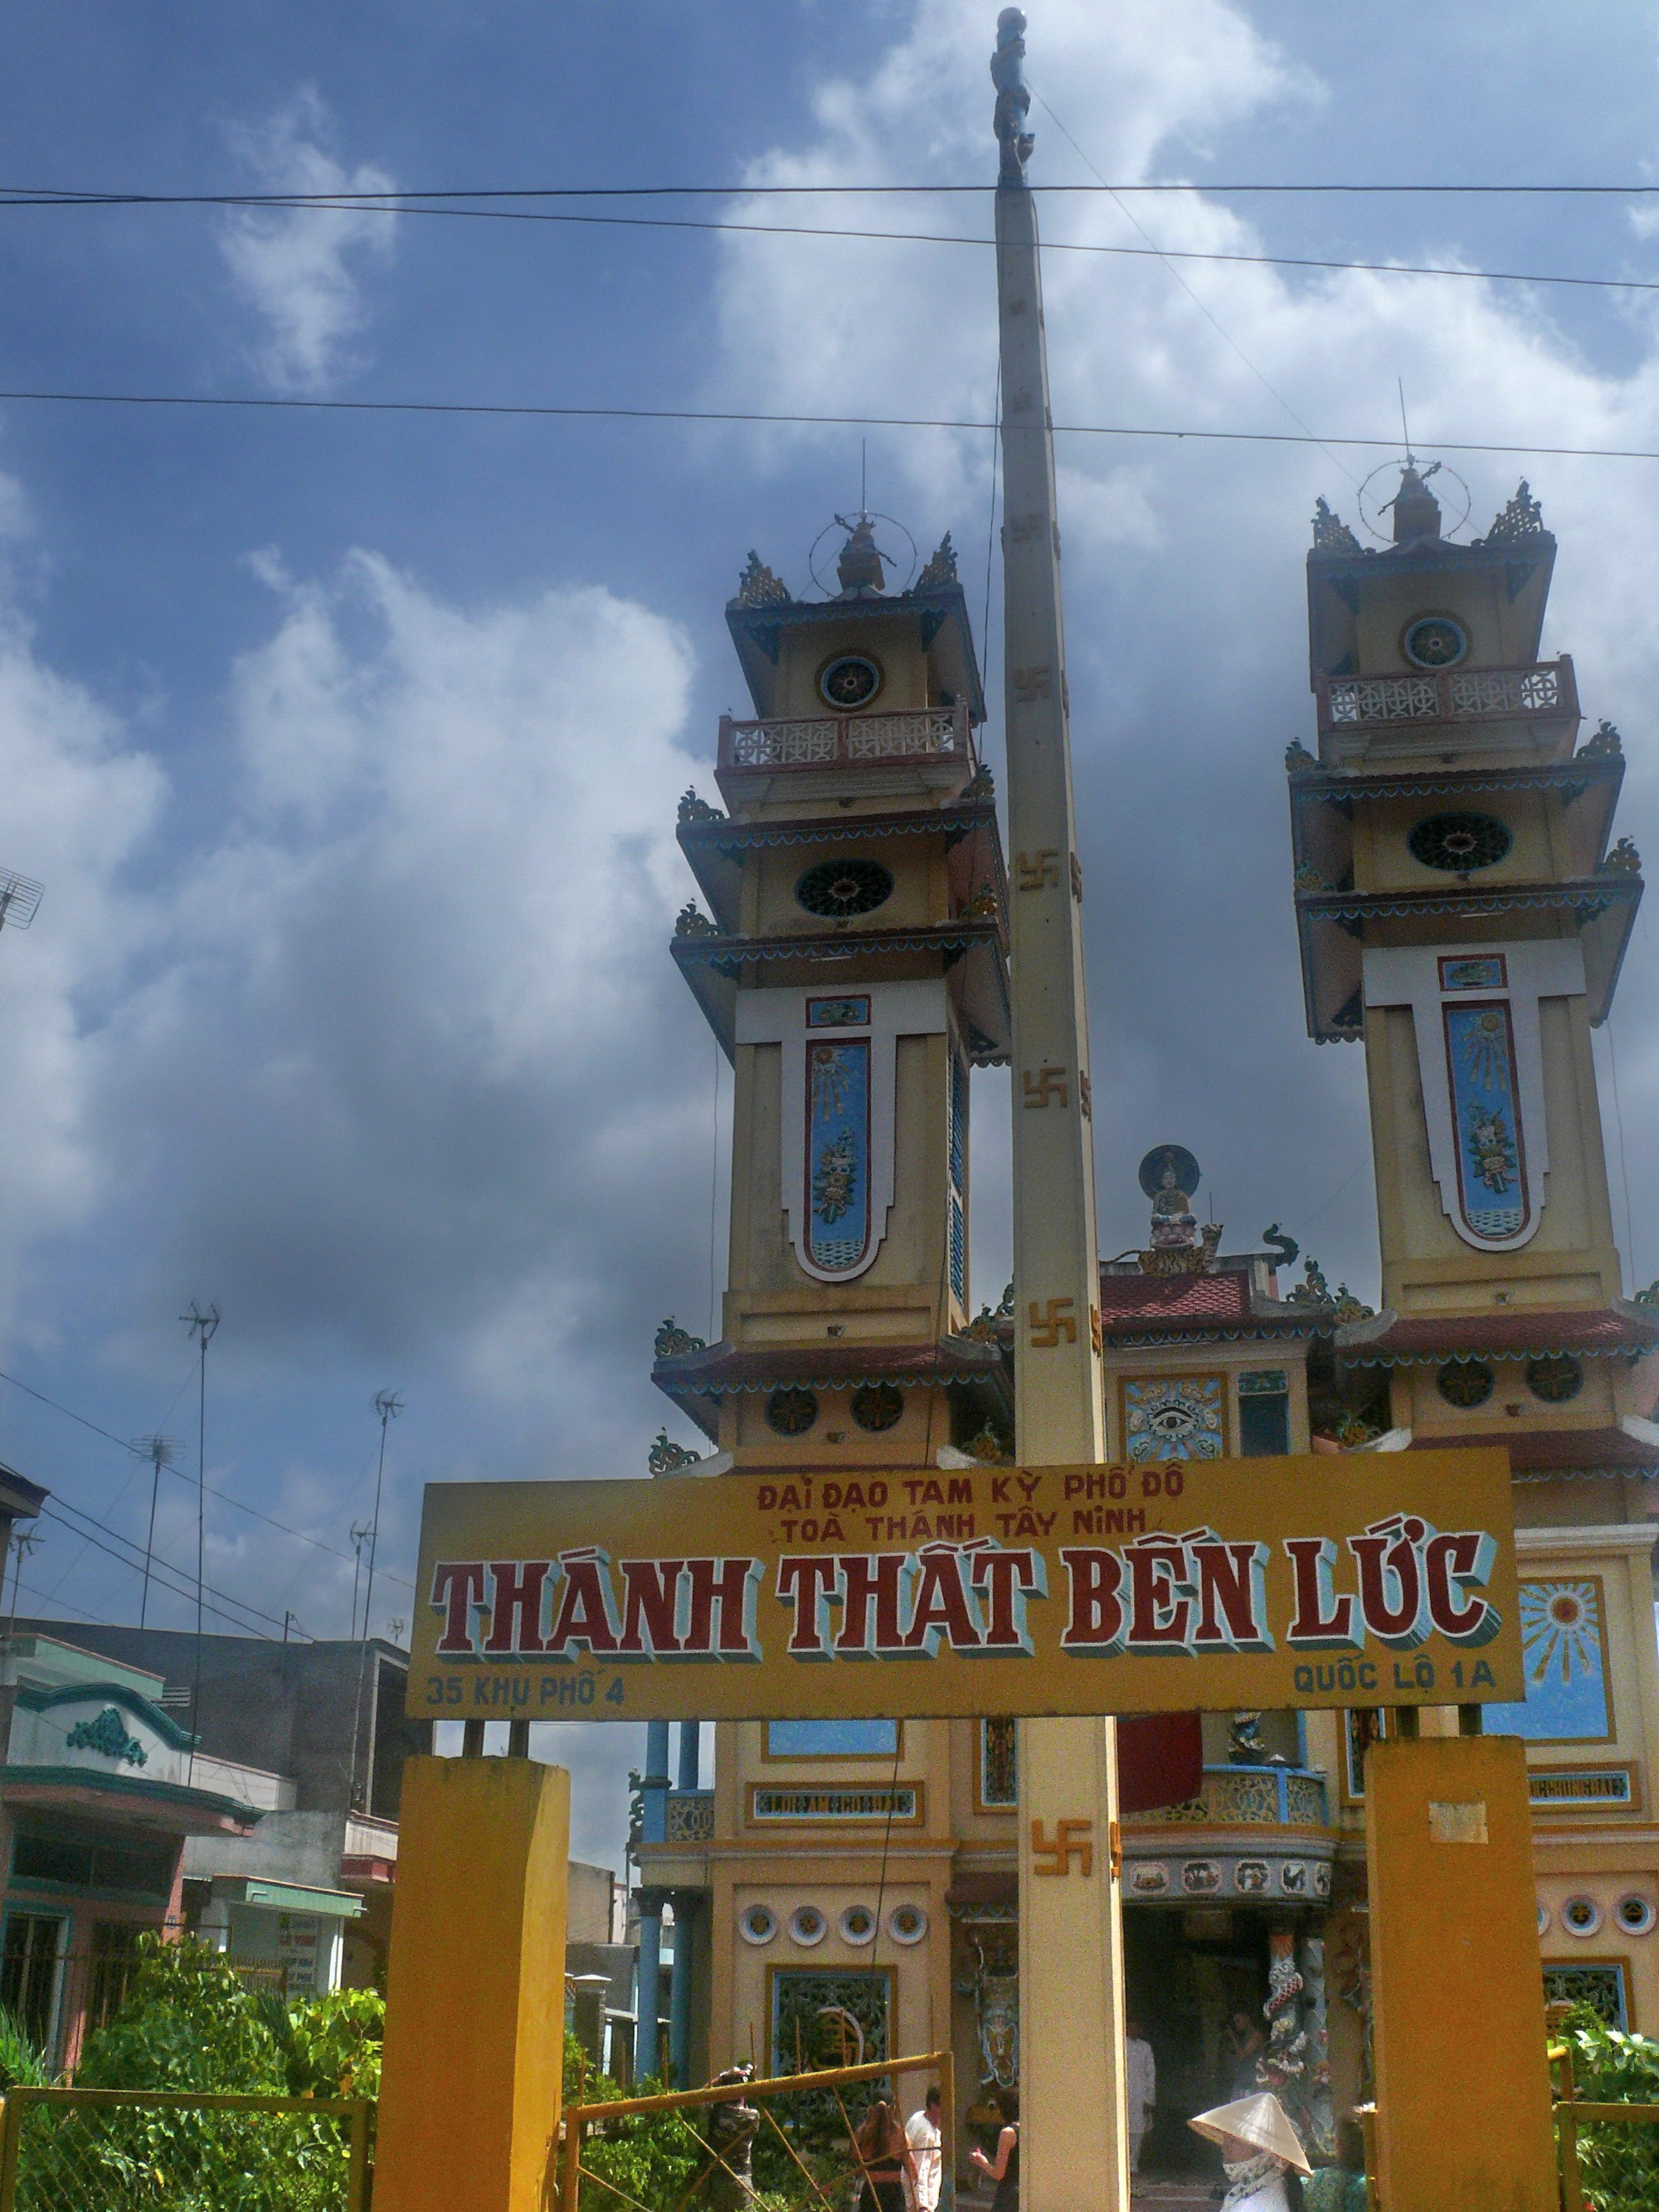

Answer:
[8,181,1659,202]
[2,190,1657,300]
[0,1364,415,1592]
[36,1501,311,1641]
[7,386,1659,465]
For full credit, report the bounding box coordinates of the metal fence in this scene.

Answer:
[559,2049,956,2212]
[0,2087,372,2212]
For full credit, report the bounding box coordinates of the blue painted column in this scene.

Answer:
[678,1719,701,1791]
[668,1890,701,2088]
[634,1889,668,2083]
[635,1720,672,2081]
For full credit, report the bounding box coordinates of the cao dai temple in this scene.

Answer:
[635,465,1659,2166]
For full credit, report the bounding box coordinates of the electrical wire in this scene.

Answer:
[0,1363,414,1591]
[2,191,1657,301]
[36,1503,308,1640]
[8,386,1659,465]
[9,181,1659,202]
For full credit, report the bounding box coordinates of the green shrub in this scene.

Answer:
[1559,2005,1659,2212]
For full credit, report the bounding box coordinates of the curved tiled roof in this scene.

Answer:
[1337,1305,1659,1365]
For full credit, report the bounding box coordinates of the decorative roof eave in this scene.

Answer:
[670,919,1013,1065]
[1405,1428,1659,1475]
[1335,1304,1659,1365]
[16,1680,197,1751]
[1294,875,1642,928]
[1287,754,1623,814]
[1099,1320,1331,1349]
[1306,532,1556,579]
[725,581,988,724]
[676,798,1009,939]
[653,1336,1010,1396]
[1293,873,1642,1041]
[2,1766,261,1835]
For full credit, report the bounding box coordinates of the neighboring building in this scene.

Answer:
[2,1617,421,2055]
[638,475,1659,2165]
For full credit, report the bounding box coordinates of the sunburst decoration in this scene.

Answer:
[1519,1581,1601,1689]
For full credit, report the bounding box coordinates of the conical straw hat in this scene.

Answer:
[1188,2093,1312,2175]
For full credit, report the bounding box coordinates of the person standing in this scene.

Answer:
[905,2086,944,2212]
[853,2098,917,2212]
[1125,2018,1157,2172]
[969,2088,1019,2212]
[1188,2093,1311,2212]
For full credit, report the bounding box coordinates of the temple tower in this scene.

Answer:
[1291,469,1654,1459]
[1292,469,1659,2044]
[655,519,1011,1467]
[640,518,1017,2109]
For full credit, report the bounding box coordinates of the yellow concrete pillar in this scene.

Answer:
[375,1755,571,2212]
[1365,1735,1554,2211]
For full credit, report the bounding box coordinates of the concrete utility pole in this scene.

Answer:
[991,10,1129,2207]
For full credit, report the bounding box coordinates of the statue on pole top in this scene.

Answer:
[990,7,1034,181]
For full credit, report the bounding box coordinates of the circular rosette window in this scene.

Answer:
[1561,1895,1603,1939]
[1527,1354,1584,1403]
[1407,810,1512,873]
[1401,614,1468,669]
[788,1905,828,1948]
[851,1383,904,1433]
[738,1904,777,1947]
[886,1903,928,1947]
[795,857,894,919]
[1536,1901,1551,1936]
[839,1904,878,1947]
[1438,1360,1494,1409]
[818,654,883,710]
[766,1387,819,1437]
[1616,1894,1657,1936]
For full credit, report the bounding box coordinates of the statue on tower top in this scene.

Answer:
[990,7,1034,180]
[835,512,887,596]
[1136,1145,1224,1276]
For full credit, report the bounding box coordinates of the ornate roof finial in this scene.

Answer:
[990,8,1034,182]
[917,532,959,588]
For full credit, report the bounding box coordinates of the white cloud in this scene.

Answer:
[0,479,166,1320]
[218,89,398,393]
[85,552,704,1434]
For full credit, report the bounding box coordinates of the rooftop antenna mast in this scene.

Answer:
[180,1301,219,1785]
[133,1434,180,1629]
[0,869,43,936]
[348,1388,402,1811]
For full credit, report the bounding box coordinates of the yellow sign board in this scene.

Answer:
[407,1450,1523,1722]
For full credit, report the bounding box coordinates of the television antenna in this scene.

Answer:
[132,1435,181,1629]
[0,869,43,934]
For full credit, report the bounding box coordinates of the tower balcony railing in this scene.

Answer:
[1122,1763,1331,1830]
[664,1788,715,1845]
[718,701,975,773]
[1316,655,1577,737]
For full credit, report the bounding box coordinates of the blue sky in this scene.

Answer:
[2,0,1659,1860]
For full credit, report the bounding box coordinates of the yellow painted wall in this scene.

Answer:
[374,1757,570,2212]
[1365,1734,1555,2212]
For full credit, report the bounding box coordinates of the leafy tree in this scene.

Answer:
[1558,2005,1659,2212]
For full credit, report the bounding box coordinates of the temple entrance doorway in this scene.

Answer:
[1124,1905,1272,2179]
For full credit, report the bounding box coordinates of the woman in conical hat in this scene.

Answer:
[1189,2093,1311,2212]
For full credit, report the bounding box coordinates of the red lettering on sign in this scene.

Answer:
[1058,1548,1127,1654]
[485,1559,550,1653]
[431,1560,486,1654]
[618,1559,685,1656]
[1283,1538,1360,1651]
[776,1556,839,1656]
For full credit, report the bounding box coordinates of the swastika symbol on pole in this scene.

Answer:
[1017,849,1060,892]
[1031,1817,1094,1877]
[1023,1067,1068,1109]
[1028,1298,1077,1349]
